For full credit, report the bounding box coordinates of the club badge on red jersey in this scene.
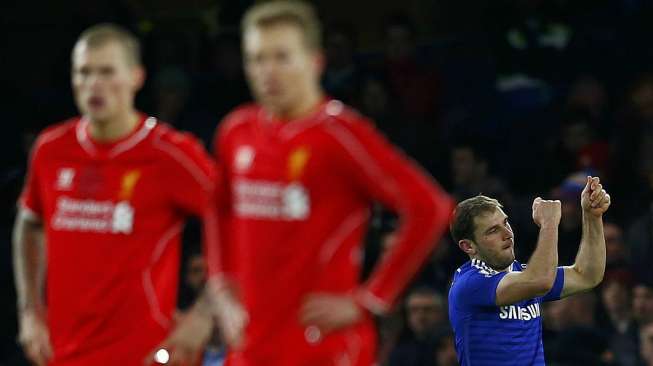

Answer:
[287,146,310,180]
[119,169,141,200]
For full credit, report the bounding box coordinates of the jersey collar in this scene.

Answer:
[76,115,157,158]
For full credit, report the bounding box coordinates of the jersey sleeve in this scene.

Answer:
[158,132,221,275]
[456,271,509,308]
[541,267,565,302]
[207,118,237,280]
[19,138,45,220]
[162,133,217,216]
[326,116,454,314]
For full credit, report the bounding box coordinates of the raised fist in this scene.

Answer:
[532,197,561,228]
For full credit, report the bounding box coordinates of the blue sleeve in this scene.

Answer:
[541,267,565,302]
[456,271,509,308]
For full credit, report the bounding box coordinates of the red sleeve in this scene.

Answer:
[207,119,236,280]
[160,133,216,214]
[19,139,45,220]
[326,117,454,314]
[157,132,221,278]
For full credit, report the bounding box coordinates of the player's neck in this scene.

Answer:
[87,110,140,142]
[272,89,324,121]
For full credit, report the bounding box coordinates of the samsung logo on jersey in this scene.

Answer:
[499,303,541,321]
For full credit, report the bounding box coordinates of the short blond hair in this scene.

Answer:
[74,23,141,66]
[241,0,322,50]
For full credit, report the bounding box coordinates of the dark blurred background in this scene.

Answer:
[2,0,653,365]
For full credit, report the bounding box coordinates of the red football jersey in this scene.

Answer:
[20,115,217,365]
[212,100,454,366]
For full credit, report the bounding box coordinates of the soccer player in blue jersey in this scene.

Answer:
[448,176,611,366]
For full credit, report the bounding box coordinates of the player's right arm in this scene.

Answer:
[13,137,53,366]
[495,198,561,306]
[147,127,249,364]
[204,114,249,349]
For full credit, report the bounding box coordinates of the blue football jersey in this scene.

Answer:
[448,259,564,366]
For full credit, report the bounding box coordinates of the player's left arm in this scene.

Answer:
[158,133,220,265]
[560,176,611,298]
[149,133,220,364]
[303,117,454,328]
[348,123,454,314]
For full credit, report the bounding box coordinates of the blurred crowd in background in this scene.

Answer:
[2,0,653,365]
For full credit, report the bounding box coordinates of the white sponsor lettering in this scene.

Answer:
[57,197,114,215]
[53,216,110,231]
[51,196,135,234]
[233,178,310,220]
[235,179,283,198]
[234,202,282,218]
[499,303,541,321]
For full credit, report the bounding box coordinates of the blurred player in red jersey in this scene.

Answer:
[157,1,454,365]
[13,24,217,366]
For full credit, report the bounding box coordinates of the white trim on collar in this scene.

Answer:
[76,117,157,157]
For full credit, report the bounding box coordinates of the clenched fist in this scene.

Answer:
[532,197,561,229]
[581,176,611,217]
[18,310,52,366]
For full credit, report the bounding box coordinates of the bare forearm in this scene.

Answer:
[573,213,606,287]
[495,224,559,305]
[525,226,559,288]
[12,216,46,313]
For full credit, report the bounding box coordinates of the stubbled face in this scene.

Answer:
[470,208,515,270]
[243,23,320,115]
[72,41,142,123]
